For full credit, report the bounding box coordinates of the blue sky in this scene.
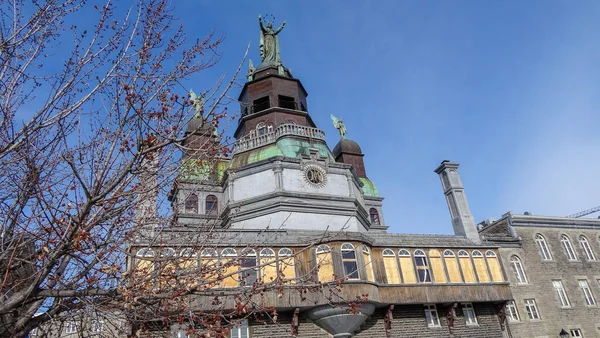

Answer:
[178,1,600,234]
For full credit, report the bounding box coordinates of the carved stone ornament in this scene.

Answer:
[302,163,327,188]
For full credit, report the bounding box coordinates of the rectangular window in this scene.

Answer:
[174,331,188,338]
[552,280,571,307]
[506,301,520,322]
[524,299,541,320]
[252,96,270,113]
[570,329,583,337]
[65,321,77,334]
[278,95,297,110]
[240,257,258,286]
[341,248,359,279]
[579,280,596,306]
[230,319,249,338]
[92,319,104,333]
[462,303,478,325]
[415,256,431,283]
[424,304,440,327]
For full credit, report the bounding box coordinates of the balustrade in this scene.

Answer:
[232,123,325,154]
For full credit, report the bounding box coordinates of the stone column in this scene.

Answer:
[434,160,481,244]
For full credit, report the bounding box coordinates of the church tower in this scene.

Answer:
[171,15,386,232]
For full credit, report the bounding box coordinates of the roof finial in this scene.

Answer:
[189,89,204,118]
[330,114,346,139]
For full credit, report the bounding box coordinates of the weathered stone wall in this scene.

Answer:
[500,225,600,338]
[249,303,504,338]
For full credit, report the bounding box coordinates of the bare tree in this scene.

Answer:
[0,0,231,336]
[0,2,355,337]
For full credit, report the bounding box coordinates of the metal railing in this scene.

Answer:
[232,123,325,154]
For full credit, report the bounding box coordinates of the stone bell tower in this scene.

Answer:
[434,160,481,243]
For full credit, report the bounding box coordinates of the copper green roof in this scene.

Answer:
[360,177,379,197]
[180,158,229,182]
[229,138,334,169]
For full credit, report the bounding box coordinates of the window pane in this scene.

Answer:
[343,261,359,279]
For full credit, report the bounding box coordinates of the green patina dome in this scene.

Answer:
[360,177,379,197]
[229,137,334,169]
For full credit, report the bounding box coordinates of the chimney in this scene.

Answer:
[434,161,481,244]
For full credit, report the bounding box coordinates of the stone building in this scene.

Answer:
[479,212,600,338]
[128,18,514,338]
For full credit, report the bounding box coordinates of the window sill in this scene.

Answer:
[427,324,442,329]
[466,323,479,327]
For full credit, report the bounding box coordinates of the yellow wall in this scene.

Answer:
[280,257,296,283]
[202,258,219,288]
[179,259,197,286]
[399,257,416,284]
[429,250,447,283]
[459,257,476,283]
[486,256,504,282]
[221,259,239,288]
[383,256,400,284]
[363,252,375,282]
[260,257,277,283]
[444,256,462,283]
[473,256,490,282]
[317,252,334,282]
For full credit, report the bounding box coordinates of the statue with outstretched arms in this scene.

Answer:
[259,14,286,65]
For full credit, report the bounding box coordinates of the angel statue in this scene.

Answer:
[330,114,346,139]
[189,89,205,117]
[259,14,286,65]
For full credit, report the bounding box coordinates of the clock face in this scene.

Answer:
[303,164,327,187]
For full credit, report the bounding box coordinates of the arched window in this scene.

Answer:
[180,248,196,258]
[316,245,333,282]
[256,122,267,136]
[458,250,476,283]
[535,234,552,260]
[485,250,504,282]
[240,249,257,286]
[579,236,596,261]
[428,250,446,283]
[472,250,490,283]
[414,249,431,283]
[341,243,359,279]
[136,248,155,257]
[561,235,577,261]
[398,249,416,284]
[369,208,380,225]
[362,245,375,282]
[260,248,276,283]
[161,248,176,257]
[220,248,238,288]
[382,249,400,284]
[278,248,296,282]
[185,194,198,213]
[205,195,218,215]
[509,255,527,284]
